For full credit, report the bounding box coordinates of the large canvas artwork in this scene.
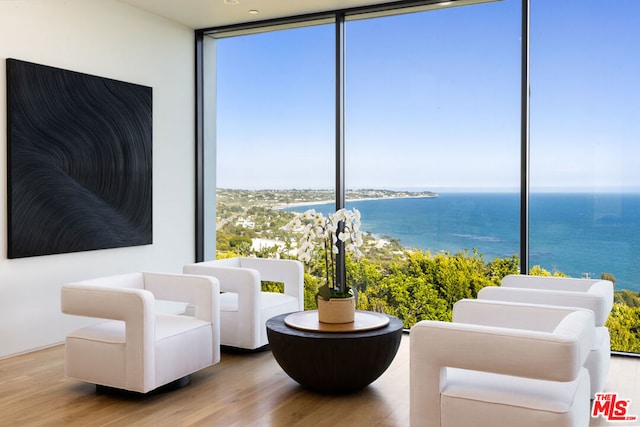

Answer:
[6,59,152,258]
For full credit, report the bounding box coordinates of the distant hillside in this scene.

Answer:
[216,188,438,208]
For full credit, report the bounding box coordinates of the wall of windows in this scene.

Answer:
[529,0,640,353]
[198,0,640,354]
[200,22,335,261]
[345,0,521,258]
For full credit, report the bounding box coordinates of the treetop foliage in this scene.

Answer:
[216,189,640,353]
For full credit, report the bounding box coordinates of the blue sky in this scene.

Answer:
[215,0,640,192]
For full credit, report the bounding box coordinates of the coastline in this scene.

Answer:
[273,194,437,210]
[220,189,640,293]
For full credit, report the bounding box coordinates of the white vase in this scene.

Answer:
[317,296,355,324]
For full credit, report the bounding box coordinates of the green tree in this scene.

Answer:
[302,272,321,310]
[358,269,449,327]
[601,272,616,284]
[214,189,640,353]
[346,257,383,295]
[348,248,507,327]
[486,254,520,280]
[607,303,640,353]
[397,249,497,310]
[528,265,569,277]
[614,289,640,308]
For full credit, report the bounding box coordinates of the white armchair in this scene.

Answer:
[410,299,594,427]
[183,257,304,350]
[61,272,220,394]
[478,274,614,394]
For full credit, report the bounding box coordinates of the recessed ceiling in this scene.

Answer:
[118,0,400,30]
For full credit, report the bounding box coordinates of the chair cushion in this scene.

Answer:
[154,314,213,386]
[155,300,189,315]
[155,313,211,340]
[219,292,297,312]
[65,314,212,390]
[261,292,298,310]
[66,314,210,343]
[65,321,127,388]
[67,320,125,343]
[218,292,299,349]
[219,292,237,311]
[442,367,588,413]
[441,367,591,427]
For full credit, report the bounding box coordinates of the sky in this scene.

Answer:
[214,0,640,193]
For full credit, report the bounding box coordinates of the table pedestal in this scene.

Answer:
[266,311,403,394]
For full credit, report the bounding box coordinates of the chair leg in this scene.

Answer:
[95,375,192,396]
[221,344,271,354]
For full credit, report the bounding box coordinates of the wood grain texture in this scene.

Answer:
[284,310,390,332]
[0,338,410,426]
[267,313,403,394]
[0,338,636,426]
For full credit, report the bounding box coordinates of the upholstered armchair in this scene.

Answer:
[61,272,220,394]
[183,257,304,350]
[410,299,594,427]
[478,274,614,394]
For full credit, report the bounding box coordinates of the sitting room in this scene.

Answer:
[1,1,639,426]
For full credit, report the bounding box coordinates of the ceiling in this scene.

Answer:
[118,0,400,30]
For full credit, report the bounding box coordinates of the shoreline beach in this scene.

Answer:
[273,194,438,210]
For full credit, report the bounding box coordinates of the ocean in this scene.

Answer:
[285,193,640,293]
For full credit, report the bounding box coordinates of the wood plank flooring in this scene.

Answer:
[0,335,638,426]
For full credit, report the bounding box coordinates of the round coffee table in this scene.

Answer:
[266,311,403,394]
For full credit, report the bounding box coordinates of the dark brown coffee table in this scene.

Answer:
[266,311,403,394]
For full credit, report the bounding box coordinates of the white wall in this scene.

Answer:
[0,0,196,358]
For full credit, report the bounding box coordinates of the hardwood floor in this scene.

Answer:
[0,336,410,427]
[592,353,640,427]
[0,335,638,426]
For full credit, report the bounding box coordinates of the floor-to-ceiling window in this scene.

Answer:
[199,0,640,354]
[209,22,335,262]
[342,1,521,322]
[346,2,521,199]
[530,0,640,353]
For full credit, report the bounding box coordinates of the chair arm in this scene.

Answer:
[454,298,587,331]
[142,272,220,323]
[453,299,594,368]
[410,317,589,427]
[183,262,262,349]
[183,262,261,312]
[478,286,610,326]
[61,284,156,388]
[61,284,155,324]
[412,319,586,382]
[238,258,304,307]
[502,274,613,294]
[63,272,145,289]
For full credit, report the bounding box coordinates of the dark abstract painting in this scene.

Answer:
[6,59,152,258]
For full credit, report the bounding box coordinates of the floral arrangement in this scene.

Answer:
[283,208,364,301]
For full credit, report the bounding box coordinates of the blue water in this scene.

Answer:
[285,193,640,292]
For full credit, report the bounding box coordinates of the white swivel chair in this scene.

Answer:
[183,257,304,350]
[61,272,220,394]
[478,274,613,395]
[410,299,595,427]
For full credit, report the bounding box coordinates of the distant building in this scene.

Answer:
[235,217,255,229]
[251,238,285,252]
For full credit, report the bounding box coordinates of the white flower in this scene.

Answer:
[282,207,365,292]
[301,209,316,219]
